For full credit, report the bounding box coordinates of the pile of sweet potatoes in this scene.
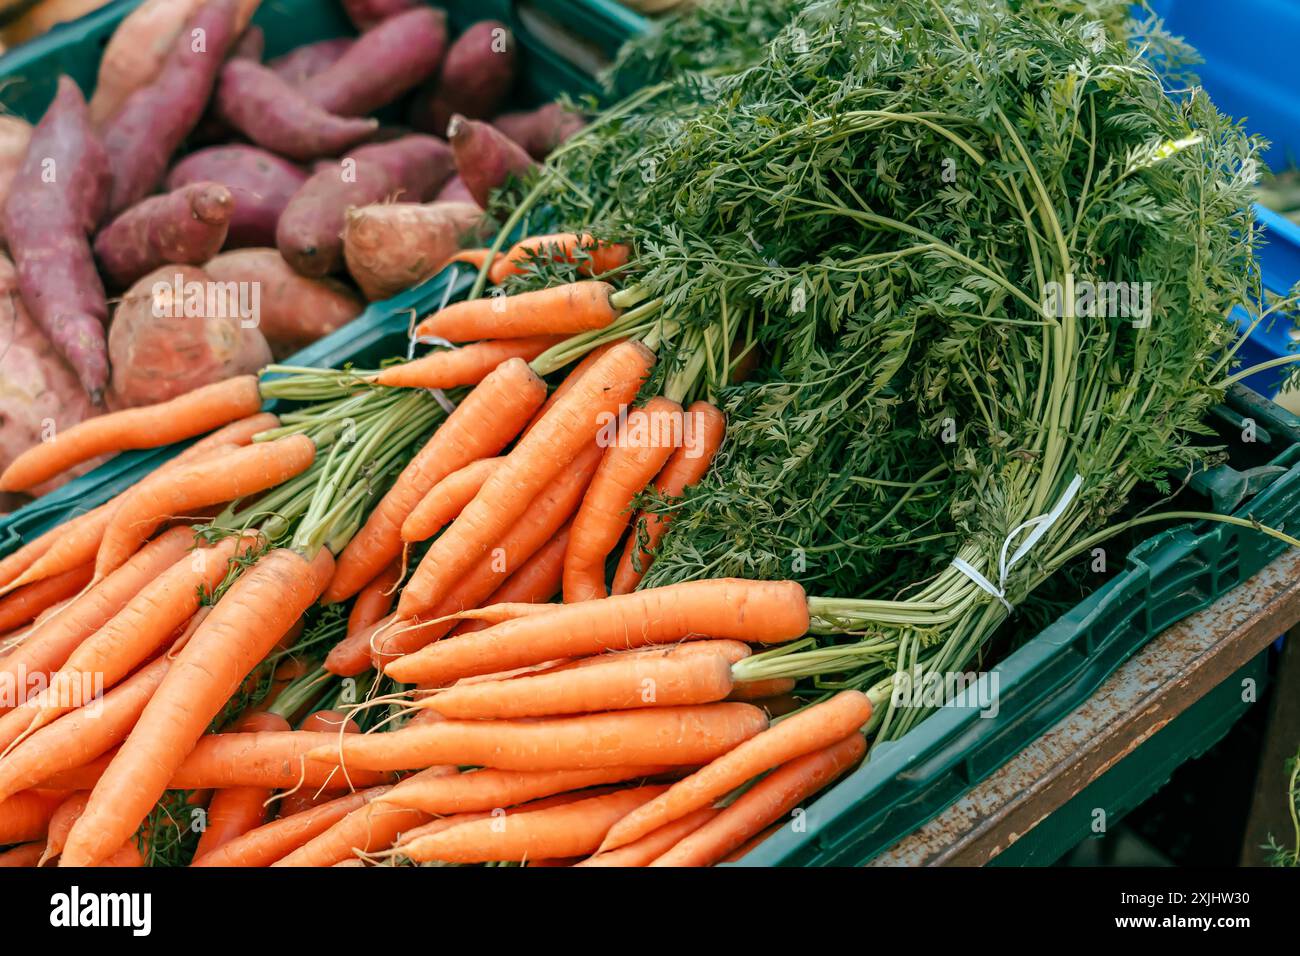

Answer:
[0,0,585,458]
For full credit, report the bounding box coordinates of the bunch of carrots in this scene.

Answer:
[0,232,872,868]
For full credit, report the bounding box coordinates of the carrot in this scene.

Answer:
[325,358,545,604]
[488,233,630,285]
[0,789,63,844]
[28,752,115,792]
[39,791,90,865]
[0,376,264,493]
[416,650,734,720]
[413,281,621,344]
[381,764,671,815]
[728,678,797,701]
[443,638,752,687]
[385,578,808,686]
[370,443,603,668]
[375,336,565,390]
[164,732,388,790]
[397,342,653,620]
[441,248,502,272]
[190,786,383,867]
[21,535,255,736]
[564,397,682,602]
[307,703,768,773]
[93,435,316,579]
[98,841,145,868]
[59,547,335,867]
[600,690,871,852]
[649,733,865,867]
[0,526,196,713]
[400,457,502,543]
[192,711,292,860]
[0,524,62,594]
[277,709,361,816]
[720,821,782,863]
[0,656,172,804]
[0,842,44,867]
[613,401,726,594]
[399,784,666,863]
[451,525,569,635]
[0,563,93,634]
[522,342,621,437]
[577,806,720,867]
[346,561,401,639]
[272,766,456,867]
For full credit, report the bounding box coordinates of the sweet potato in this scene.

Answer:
[1,0,114,47]
[448,114,537,207]
[435,174,477,206]
[277,135,454,278]
[100,0,244,216]
[411,20,516,136]
[107,265,271,408]
[494,103,586,160]
[94,183,234,288]
[307,7,448,118]
[343,201,486,301]
[268,38,354,86]
[2,77,111,400]
[342,0,421,30]
[88,0,260,126]
[216,59,378,162]
[166,145,307,249]
[0,117,33,245]
[204,248,364,358]
[232,24,265,61]
[0,253,99,498]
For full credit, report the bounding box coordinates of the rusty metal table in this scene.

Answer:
[870,548,1300,866]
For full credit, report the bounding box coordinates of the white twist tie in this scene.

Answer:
[950,473,1083,613]
[404,300,460,415]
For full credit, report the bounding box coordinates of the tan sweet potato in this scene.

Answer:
[343,201,485,301]
[307,7,447,118]
[0,116,33,245]
[204,248,364,358]
[448,114,536,207]
[165,145,308,249]
[107,265,271,408]
[94,182,234,288]
[410,20,516,136]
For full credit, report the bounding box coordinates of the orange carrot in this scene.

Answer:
[325,358,546,604]
[728,678,797,701]
[601,690,871,852]
[277,709,360,816]
[397,342,653,620]
[59,547,335,867]
[190,786,384,867]
[577,806,720,867]
[381,764,671,815]
[271,766,456,867]
[564,397,682,602]
[0,842,44,867]
[649,733,865,867]
[451,525,569,635]
[488,233,630,285]
[0,376,264,493]
[399,784,666,863]
[415,650,735,720]
[413,281,621,343]
[0,525,63,594]
[613,401,726,594]
[307,703,768,773]
[346,561,401,639]
[162,732,387,790]
[0,563,93,634]
[94,435,316,579]
[192,711,292,860]
[400,457,502,543]
[39,791,90,865]
[442,248,503,273]
[20,535,255,736]
[375,336,565,390]
[719,821,782,863]
[0,789,64,844]
[0,526,196,714]
[385,578,808,686]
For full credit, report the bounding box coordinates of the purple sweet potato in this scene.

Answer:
[0,117,33,245]
[232,24,265,61]
[277,135,454,278]
[2,77,112,400]
[307,7,448,118]
[100,0,244,216]
[448,114,537,207]
[342,0,421,31]
[435,173,477,206]
[93,182,234,288]
[268,37,354,86]
[108,264,272,408]
[204,248,364,358]
[410,20,516,136]
[343,200,486,300]
[216,59,378,161]
[166,145,307,249]
[493,103,586,160]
